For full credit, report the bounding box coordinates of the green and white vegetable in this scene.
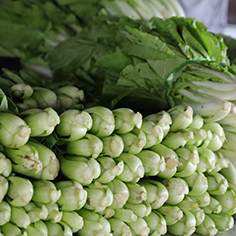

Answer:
[84,182,113,212]
[56,109,92,142]
[108,217,132,236]
[0,201,11,226]
[55,180,87,211]
[6,176,33,207]
[0,113,31,148]
[59,155,101,185]
[65,134,103,158]
[31,180,61,204]
[23,220,48,236]
[20,107,60,137]
[0,152,12,177]
[61,211,84,233]
[36,202,62,223]
[23,202,48,223]
[10,205,31,229]
[107,178,129,209]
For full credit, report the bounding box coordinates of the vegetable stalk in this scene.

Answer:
[59,155,101,185]
[0,152,12,177]
[55,180,87,211]
[21,107,60,137]
[84,182,113,212]
[31,180,61,204]
[0,112,31,148]
[107,178,129,209]
[56,109,92,142]
[6,175,33,207]
[0,201,11,226]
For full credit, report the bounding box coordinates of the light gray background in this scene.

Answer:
[178,0,229,33]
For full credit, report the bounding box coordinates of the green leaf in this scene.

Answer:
[0,89,8,111]
[95,51,133,72]
[1,68,25,84]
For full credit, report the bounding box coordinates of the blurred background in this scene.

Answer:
[178,0,236,38]
[228,0,236,24]
[225,0,236,38]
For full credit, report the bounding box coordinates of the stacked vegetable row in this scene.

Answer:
[0,81,236,236]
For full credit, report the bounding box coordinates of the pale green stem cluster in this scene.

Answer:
[120,128,147,154]
[96,157,124,184]
[66,133,103,158]
[0,152,12,177]
[31,180,61,204]
[44,220,73,236]
[1,89,236,236]
[85,106,115,138]
[116,153,145,183]
[113,107,142,134]
[54,85,84,108]
[14,85,85,112]
[21,107,60,137]
[6,176,33,207]
[56,109,92,141]
[59,155,101,185]
[84,182,113,212]
[0,113,31,148]
[78,208,112,236]
[5,140,60,180]
[31,87,58,110]
[55,180,87,211]
[0,176,8,203]
[11,84,33,99]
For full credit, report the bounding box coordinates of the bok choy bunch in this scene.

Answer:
[1,75,236,235]
[46,15,236,123]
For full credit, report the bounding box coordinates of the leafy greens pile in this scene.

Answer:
[46,16,236,119]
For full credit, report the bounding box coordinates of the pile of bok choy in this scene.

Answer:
[1,0,236,235]
[0,69,236,235]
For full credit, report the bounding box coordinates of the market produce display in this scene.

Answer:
[0,84,231,235]
[0,70,235,236]
[1,0,236,236]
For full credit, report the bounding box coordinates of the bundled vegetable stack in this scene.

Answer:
[0,70,236,236]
